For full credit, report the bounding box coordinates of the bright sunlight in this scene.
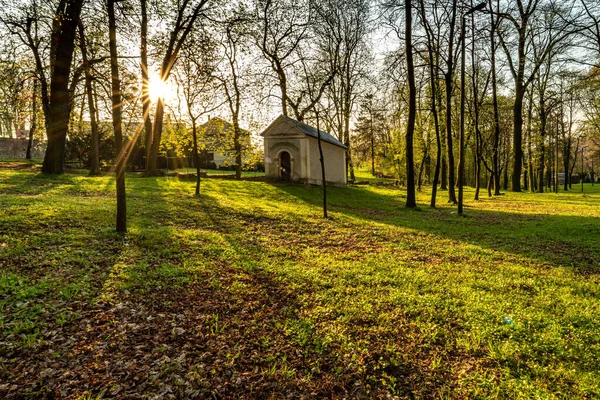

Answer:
[148,74,174,103]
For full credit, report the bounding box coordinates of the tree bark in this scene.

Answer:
[41,0,85,174]
[316,110,327,218]
[537,100,547,193]
[108,0,126,233]
[192,118,201,196]
[458,14,466,215]
[78,21,100,176]
[444,0,458,204]
[419,0,442,208]
[405,0,416,208]
[141,0,153,171]
[26,79,38,160]
[511,83,524,192]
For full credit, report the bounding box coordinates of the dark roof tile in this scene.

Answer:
[280,115,347,149]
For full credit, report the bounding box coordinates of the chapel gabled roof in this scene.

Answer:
[262,115,348,150]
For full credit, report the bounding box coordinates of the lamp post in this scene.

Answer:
[458,2,486,215]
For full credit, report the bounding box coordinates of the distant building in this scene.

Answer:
[199,117,252,169]
[557,173,581,185]
[15,130,30,139]
[261,115,347,186]
[0,138,45,159]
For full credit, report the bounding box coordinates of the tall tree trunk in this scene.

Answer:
[526,92,534,192]
[563,128,569,191]
[277,62,288,116]
[439,94,448,190]
[191,118,201,196]
[108,0,126,233]
[148,99,165,174]
[555,117,559,193]
[78,21,100,176]
[537,101,547,193]
[26,80,38,160]
[471,11,482,201]
[233,119,242,180]
[417,151,427,192]
[405,0,416,208]
[440,154,447,189]
[41,0,85,174]
[489,0,501,196]
[141,0,153,170]
[370,113,375,176]
[512,83,524,192]
[458,13,466,214]
[343,69,355,182]
[419,0,442,208]
[316,110,327,218]
[444,0,458,204]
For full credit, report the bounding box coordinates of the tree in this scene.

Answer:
[489,0,503,195]
[78,20,101,175]
[217,15,249,180]
[354,94,387,177]
[405,0,416,208]
[497,0,574,191]
[43,0,86,174]
[417,0,443,207]
[26,79,38,159]
[254,0,309,117]
[1,0,84,173]
[141,0,152,170]
[306,0,342,218]
[326,0,371,183]
[174,32,219,195]
[145,0,211,176]
[107,0,126,233]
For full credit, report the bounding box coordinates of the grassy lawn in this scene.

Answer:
[1,163,599,398]
[353,167,397,183]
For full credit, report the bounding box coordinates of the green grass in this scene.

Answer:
[353,166,397,183]
[1,163,599,398]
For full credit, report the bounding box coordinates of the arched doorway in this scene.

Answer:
[280,151,291,181]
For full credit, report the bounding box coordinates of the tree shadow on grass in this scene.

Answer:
[0,176,435,399]
[3,174,598,398]
[272,182,600,275]
[0,175,173,398]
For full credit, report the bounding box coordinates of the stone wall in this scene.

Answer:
[0,138,46,159]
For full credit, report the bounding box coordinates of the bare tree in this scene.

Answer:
[174,33,220,195]
[497,0,575,191]
[217,15,248,180]
[306,0,343,218]
[254,0,308,117]
[145,0,211,176]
